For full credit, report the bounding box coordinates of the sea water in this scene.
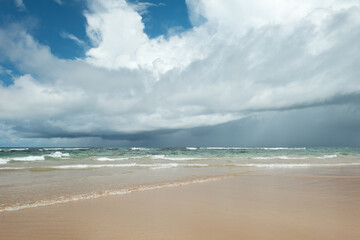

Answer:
[0,147,359,212]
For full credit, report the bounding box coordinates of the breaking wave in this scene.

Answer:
[11,156,45,161]
[48,151,70,158]
[96,157,128,161]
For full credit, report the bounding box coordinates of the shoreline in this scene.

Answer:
[1,166,360,239]
[0,174,235,213]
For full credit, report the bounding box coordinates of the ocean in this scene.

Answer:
[1,147,359,212]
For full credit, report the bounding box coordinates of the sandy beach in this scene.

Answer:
[1,166,359,240]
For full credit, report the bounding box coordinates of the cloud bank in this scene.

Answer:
[0,0,360,145]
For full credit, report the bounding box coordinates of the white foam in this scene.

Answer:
[11,156,45,161]
[97,157,127,161]
[236,162,360,168]
[164,157,201,161]
[316,155,338,159]
[150,155,202,161]
[42,148,64,151]
[51,163,138,169]
[0,167,27,170]
[163,157,202,161]
[9,148,29,151]
[0,176,226,212]
[150,166,174,170]
[150,163,178,169]
[205,147,244,150]
[43,147,89,151]
[150,163,208,169]
[253,156,308,160]
[242,163,313,168]
[186,147,198,150]
[181,163,208,167]
[48,151,70,158]
[0,158,9,164]
[63,148,90,151]
[261,147,306,150]
[130,147,150,151]
[150,155,166,159]
[50,163,209,170]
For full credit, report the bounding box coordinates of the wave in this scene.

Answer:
[0,167,27,170]
[41,148,89,151]
[0,163,209,171]
[261,147,306,150]
[150,155,166,159]
[150,163,179,169]
[316,155,337,159]
[41,148,64,151]
[235,162,360,168]
[96,157,127,161]
[130,147,150,151]
[50,163,209,170]
[150,155,202,161]
[186,147,198,150]
[0,148,29,152]
[50,164,136,169]
[165,157,202,161]
[48,151,70,158]
[1,161,358,171]
[252,156,308,160]
[204,147,245,150]
[0,158,9,164]
[63,148,90,151]
[11,156,45,161]
[0,176,226,212]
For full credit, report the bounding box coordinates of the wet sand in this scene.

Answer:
[1,167,360,240]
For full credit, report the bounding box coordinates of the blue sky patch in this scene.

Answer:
[128,0,192,38]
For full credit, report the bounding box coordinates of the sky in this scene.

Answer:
[0,0,359,147]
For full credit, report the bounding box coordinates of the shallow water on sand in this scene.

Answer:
[0,147,359,211]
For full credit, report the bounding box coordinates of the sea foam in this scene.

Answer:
[150,155,202,161]
[131,147,150,151]
[235,162,360,168]
[0,158,9,164]
[11,156,45,161]
[49,163,209,170]
[316,155,338,159]
[186,147,198,150]
[253,156,308,160]
[48,151,70,158]
[97,157,127,161]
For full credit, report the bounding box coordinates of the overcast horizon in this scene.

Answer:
[0,0,360,147]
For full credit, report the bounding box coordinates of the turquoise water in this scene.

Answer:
[0,147,359,212]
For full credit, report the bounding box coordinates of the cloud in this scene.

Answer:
[54,0,62,5]
[84,0,209,75]
[14,0,26,12]
[0,0,360,145]
[130,1,164,15]
[60,32,86,46]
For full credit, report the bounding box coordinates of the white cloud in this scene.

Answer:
[14,0,26,11]
[60,32,86,46]
[84,0,210,76]
[0,0,360,141]
[54,0,62,5]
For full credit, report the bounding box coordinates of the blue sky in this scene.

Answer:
[0,0,191,60]
[0,0,192,85]
[0,0,360,147]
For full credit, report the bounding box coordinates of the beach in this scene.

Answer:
[1,166,359,240]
